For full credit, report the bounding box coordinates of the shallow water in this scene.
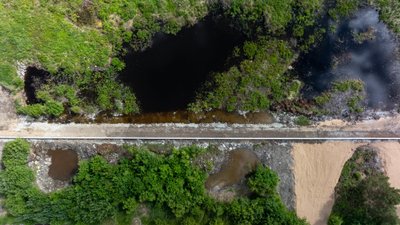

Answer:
[297,8,400,109]
[47,149,78,181]
[206,150,260,190]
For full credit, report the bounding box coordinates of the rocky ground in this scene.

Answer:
[0,87,18,130]
[27,140,297,209]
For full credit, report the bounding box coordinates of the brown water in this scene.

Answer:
[47,149,78,181]
[67,110,274,124]
[206,149,260,190]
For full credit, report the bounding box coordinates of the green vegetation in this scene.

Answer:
[0,1,111,91]
[294,116,311,126]
[329,146,400,225]
[0,139,307,225]
[372,0,400,35]
[314,80,365,115]
[1,0,337,117]
[46,0,208,51]
[291,0,326,51]
[189,38,296,112]
[2,0,396,117]
[222,0,294,35]
[328,0,360,21]
[0,0,207,116]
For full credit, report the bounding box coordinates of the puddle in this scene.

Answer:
[206,149,260,190]
[47,149,78,181]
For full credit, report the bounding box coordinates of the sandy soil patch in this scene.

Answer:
[316,119,349,128]
[345,115,400,132]
[293,142,365,225]
[0,86,18,130]
[374,142,400,216]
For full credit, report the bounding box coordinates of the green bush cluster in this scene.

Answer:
[328,0,360,21]
[329,147,400,225]
[222,0,293,35]
[189,38,295,112]
[0,140,307,225]
[16,83,70,118]
[313,80,365,115]
[291,0,326,51]
[372,0,400,35]
[294,116,311,126]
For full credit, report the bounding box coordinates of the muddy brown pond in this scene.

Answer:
[48,149,78,181]
[206,149,260,190]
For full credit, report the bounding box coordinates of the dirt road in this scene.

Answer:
[0,118,399,140]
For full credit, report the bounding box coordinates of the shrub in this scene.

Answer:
[247,165,279,197]
[295,116,311,126]
[44,100,64,117]
[330,147,400,225]
[1,139,30,168]
[328,214,343,225]
[17,104,47,118]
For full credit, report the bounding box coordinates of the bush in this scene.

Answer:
[226,0,293,35]
[44,100,64,117]
[295,116,311,126]
[328,214,343,225]
[17,104,47,118]
[1,139,30,168]
[247,165,279,197]
[330,147,400,225]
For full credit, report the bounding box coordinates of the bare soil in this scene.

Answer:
[0,86,18,130]
[293,142,364,225]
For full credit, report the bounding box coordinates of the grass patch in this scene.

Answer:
[0,1,111,91]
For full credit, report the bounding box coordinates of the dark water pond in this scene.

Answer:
[119,16,244,112]
[48,149,78,181]
[297,8,400,109]
[24,67,51,104]
[206,150,260,190]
